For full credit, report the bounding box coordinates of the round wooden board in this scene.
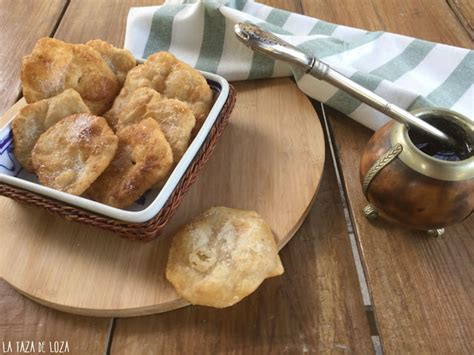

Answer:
[0,78,325,317]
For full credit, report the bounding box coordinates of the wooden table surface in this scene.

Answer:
[0,0,472,354]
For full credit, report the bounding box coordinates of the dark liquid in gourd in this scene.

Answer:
[408,115,473,161]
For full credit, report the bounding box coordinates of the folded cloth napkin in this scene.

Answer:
[125,0,473,131]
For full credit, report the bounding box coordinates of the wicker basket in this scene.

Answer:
[0,85,236,242]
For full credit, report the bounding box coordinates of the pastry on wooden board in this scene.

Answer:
[166,207,284,308]
[13,37,281,311]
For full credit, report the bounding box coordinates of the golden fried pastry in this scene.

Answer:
[161,59,213,131]
[12,89,90,172]
[124,51,176,92]
[107,51,212,131]
[21,37,120,115]
[32,113,118,195]
[114,87,195,161]
[103,58,171,129]
[150,52,213,129]
[166,207,284,308]
[104,85,160,129]
[86,39,136,85]
[87,118,173,208]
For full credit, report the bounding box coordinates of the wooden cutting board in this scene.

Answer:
[0,78,325,317]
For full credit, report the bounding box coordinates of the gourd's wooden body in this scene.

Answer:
[360,121,473,230]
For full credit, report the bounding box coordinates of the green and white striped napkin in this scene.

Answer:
[125,0,473,131]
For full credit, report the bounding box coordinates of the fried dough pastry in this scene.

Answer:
[87,118,173,208]
[86,39,136,85]
[114,87,195,161]
[21,37,120,115]
[107,52,212,131]
[147,52,213,127]
[162,59,213,131]
[32,114,118,195]
[166,207,284,308]
[103,85,160,129]
[12,89,90,172]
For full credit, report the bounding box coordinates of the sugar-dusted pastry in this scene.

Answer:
[103,85,161,129]
[166,207,284,308]
[32,113,118,195]
[107,51,212,131]
[86,39,136,85]
[87,118,173,208]
[114,87,195,161]
[12,89,90,171]
[21,37,120,115]
[159,57,213,131]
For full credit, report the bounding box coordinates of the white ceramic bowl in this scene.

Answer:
[0,71,230,223]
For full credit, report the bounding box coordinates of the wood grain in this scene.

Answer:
[329,110,474,353]
[302,1,474,352]
[55,0,163,45]
[0,279,111,354]
[0,0,329,317]
[0,0,374,352]
[0,2,111,354]
[447,0,474,39]
[110,144,373,354]
[0,77,325,316]
[0,0,67,115]
[261,0,303,13]
[99,0,369,350]
[302,0,472,48]
[54,0,303,44]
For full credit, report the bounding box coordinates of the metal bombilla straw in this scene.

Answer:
[234,22,456,146]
